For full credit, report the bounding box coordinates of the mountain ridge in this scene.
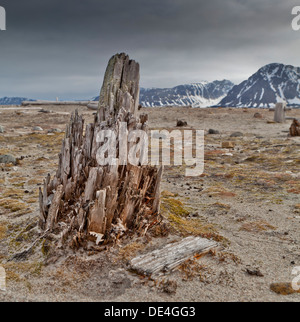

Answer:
[0,97,36,105]
[93,80,234,108]
[2,63,300,108]
[219,63,300,108]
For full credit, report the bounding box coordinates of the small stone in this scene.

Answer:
[0,125,4,133]
[230,132,243,138]
[38,109,50,114]
[48,128,62,133]
[32,126,43,132]
[222,141,235,149]
[176,120,187,127]
[254,112,263,119]
[208,129,220,135]
[0,154,17,165]
[246,268,264,277]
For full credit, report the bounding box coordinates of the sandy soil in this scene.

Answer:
[0,105,300,302]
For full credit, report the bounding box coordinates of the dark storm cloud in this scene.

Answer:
[0,0,299,99]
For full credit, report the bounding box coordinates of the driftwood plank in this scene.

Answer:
[22,100,91,106]
[130,236,218,276]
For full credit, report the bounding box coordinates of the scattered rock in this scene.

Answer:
[0,154,17,165]
[270,282,300,295]
[222,141,235,149]
[254,112,263,119]
[208,129,220,135]
[289,119,300,137]
[48,128,62,134]
[246,268,264,277]
[230,132,243,138]
[38,109,50,114]
[32,126,43,132]
[176,120,187,127]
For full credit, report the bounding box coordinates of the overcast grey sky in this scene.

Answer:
[0,0,299,100]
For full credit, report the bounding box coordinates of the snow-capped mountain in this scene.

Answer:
[138,80,234,107]
[219,63,300,108]
[0,97,36,105]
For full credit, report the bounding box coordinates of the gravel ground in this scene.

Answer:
[0,105,300,302]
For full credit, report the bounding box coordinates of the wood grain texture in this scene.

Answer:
[130,236,218,276]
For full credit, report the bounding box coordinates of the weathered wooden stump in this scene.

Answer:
[274,102,286,123]
[39,53,163,249]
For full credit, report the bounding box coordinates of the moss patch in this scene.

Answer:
[0,223,7,240]
[0,199,29,213]
[161,196,191,217]
[161,195,225,243]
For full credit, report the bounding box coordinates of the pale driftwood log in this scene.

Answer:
[87,102,98,111]
[130,236,218,276]
[39,53,163,248]
[274,102,286,123]
[22,100,91,106]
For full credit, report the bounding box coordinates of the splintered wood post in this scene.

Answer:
[130,236,218,276]
[290,119,300,136]
[39,53,163,248]
[274,102,286,123]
